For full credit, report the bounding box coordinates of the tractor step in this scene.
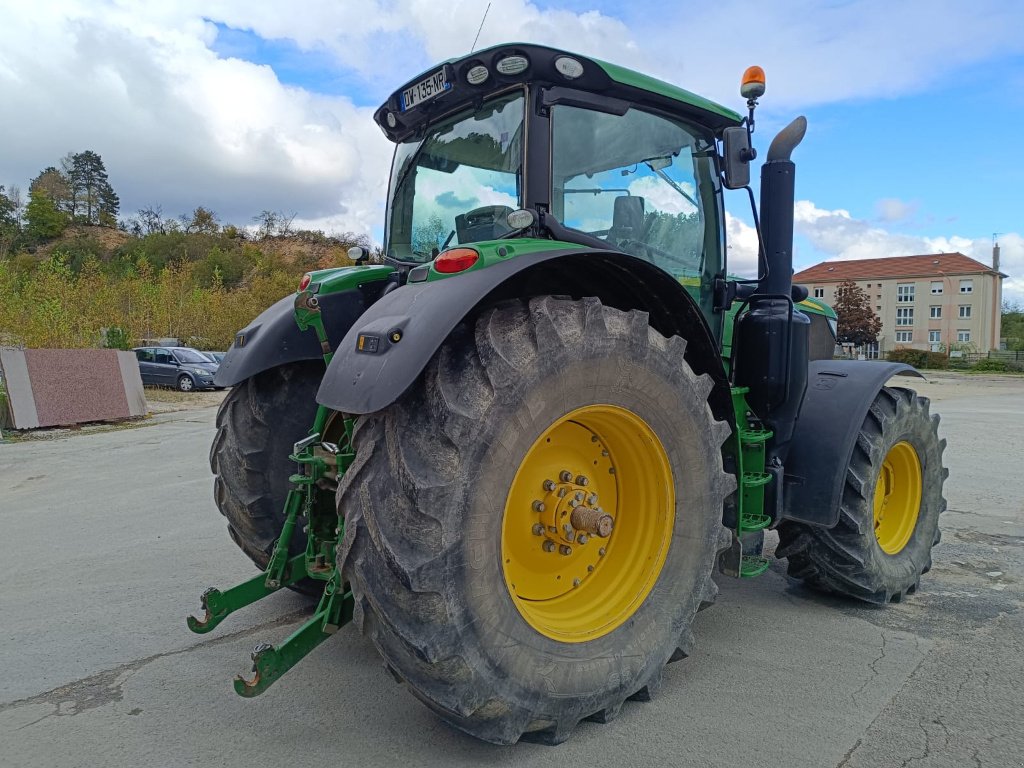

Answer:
[740,554,771,578]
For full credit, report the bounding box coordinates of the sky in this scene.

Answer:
[1,0,1022,301]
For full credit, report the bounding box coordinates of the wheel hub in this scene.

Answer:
[500,404,674,642]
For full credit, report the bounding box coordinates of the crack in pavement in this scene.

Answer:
[0,609,310,725]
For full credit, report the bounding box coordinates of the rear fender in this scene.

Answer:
[781,360,924,526]
[214,267,395,387]
[316,248,732,423]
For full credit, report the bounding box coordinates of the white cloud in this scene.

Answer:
[725,212,761,278]
[792,200,1023,303]
[876,198,918,223]
[1,0,1022,255]
[0,1,393,233]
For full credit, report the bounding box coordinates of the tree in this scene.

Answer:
[66,150,119,225]
[30,167,73,216]
[24,188,68,241]
[832,279,883,347]
[182,206,220,235]
[0,185,22,259]
[1002,301,1024,351]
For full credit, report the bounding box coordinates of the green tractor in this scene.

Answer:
[190,44,946,745]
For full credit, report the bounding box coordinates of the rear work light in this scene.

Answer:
[433,248,479,274]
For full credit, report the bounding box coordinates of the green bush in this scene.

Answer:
[885,348,948,370]
[971,358,1024,373]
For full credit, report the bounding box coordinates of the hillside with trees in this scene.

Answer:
[0,150,370,350]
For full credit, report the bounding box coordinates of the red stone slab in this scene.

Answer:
[24,349,131,427]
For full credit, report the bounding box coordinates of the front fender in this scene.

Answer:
[317,248,729,417]
[781,360,924,527]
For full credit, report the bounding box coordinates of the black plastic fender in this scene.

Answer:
[214,289,369,387]
[780,360,923,526]
[317,248,730,416]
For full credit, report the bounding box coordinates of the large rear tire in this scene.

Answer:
[337,297,734,744]
[209,361,324,590]
[776,386,947,603]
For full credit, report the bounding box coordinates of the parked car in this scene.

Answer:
[201,350,226,364]
[133,346,220,391]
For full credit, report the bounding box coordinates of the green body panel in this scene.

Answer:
[594,58,742,124]
[303,264,395,295]
[422,238,588,282]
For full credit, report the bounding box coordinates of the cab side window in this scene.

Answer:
[154,349,174,365]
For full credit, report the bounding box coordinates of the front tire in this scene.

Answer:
[177,374,195,392]
[337,297,734,744]
[776,386,947,603]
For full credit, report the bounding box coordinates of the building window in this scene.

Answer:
[876,305,881,311]
[929,330,941,351]
[896,307,914,326]
[865,342,880,360]
[930,305,941,319]
[813,287,824,298]
[959,279,973,294]
[959,305,972,318]
[897,283,915,303]
[930,281,943,294]
[895,331,913,343]
[957,329,971,343]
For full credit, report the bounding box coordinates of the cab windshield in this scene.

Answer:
[385,91,525,263]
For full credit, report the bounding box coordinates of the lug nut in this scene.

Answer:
[542,539,556,552]
[609,467,616,475]
[587,564,595,572]
[573,578,581,587]
[574,492,584,503]
[591,435,599,443]
[577,534,589,545]
[557,487,568,498]
[575,475,589,486]
[559,470,573,482]
[599,547,607,557]
[559,545,573,556]
[532,500,546,513]
[563,524,575,541]
[542,479,556,492]
[532,523,545,536]
[588,494,598,505]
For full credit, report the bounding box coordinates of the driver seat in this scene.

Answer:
[607,195,645,246]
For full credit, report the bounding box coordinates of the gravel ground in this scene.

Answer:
[0,371,1020,767]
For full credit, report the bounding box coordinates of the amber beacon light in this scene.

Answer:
[740,66,766,100]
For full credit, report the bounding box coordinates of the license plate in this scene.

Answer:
[401,69,450,111]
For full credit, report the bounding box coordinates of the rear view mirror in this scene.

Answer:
[722,126,755,189]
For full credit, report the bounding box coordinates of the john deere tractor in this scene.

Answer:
[190,44,946,745]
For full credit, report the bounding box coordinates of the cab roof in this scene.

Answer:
[374,42,742,142]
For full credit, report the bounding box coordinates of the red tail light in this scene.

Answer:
[434,248,479,274]
[298,273,312,291]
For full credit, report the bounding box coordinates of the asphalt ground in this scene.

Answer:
[1,372,1021,767]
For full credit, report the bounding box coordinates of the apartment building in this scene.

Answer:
[793,251,1005,353]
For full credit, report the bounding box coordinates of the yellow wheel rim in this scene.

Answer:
[500,404,674,643]
[873,440,922,555]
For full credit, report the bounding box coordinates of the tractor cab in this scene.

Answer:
[377,43,742,323]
